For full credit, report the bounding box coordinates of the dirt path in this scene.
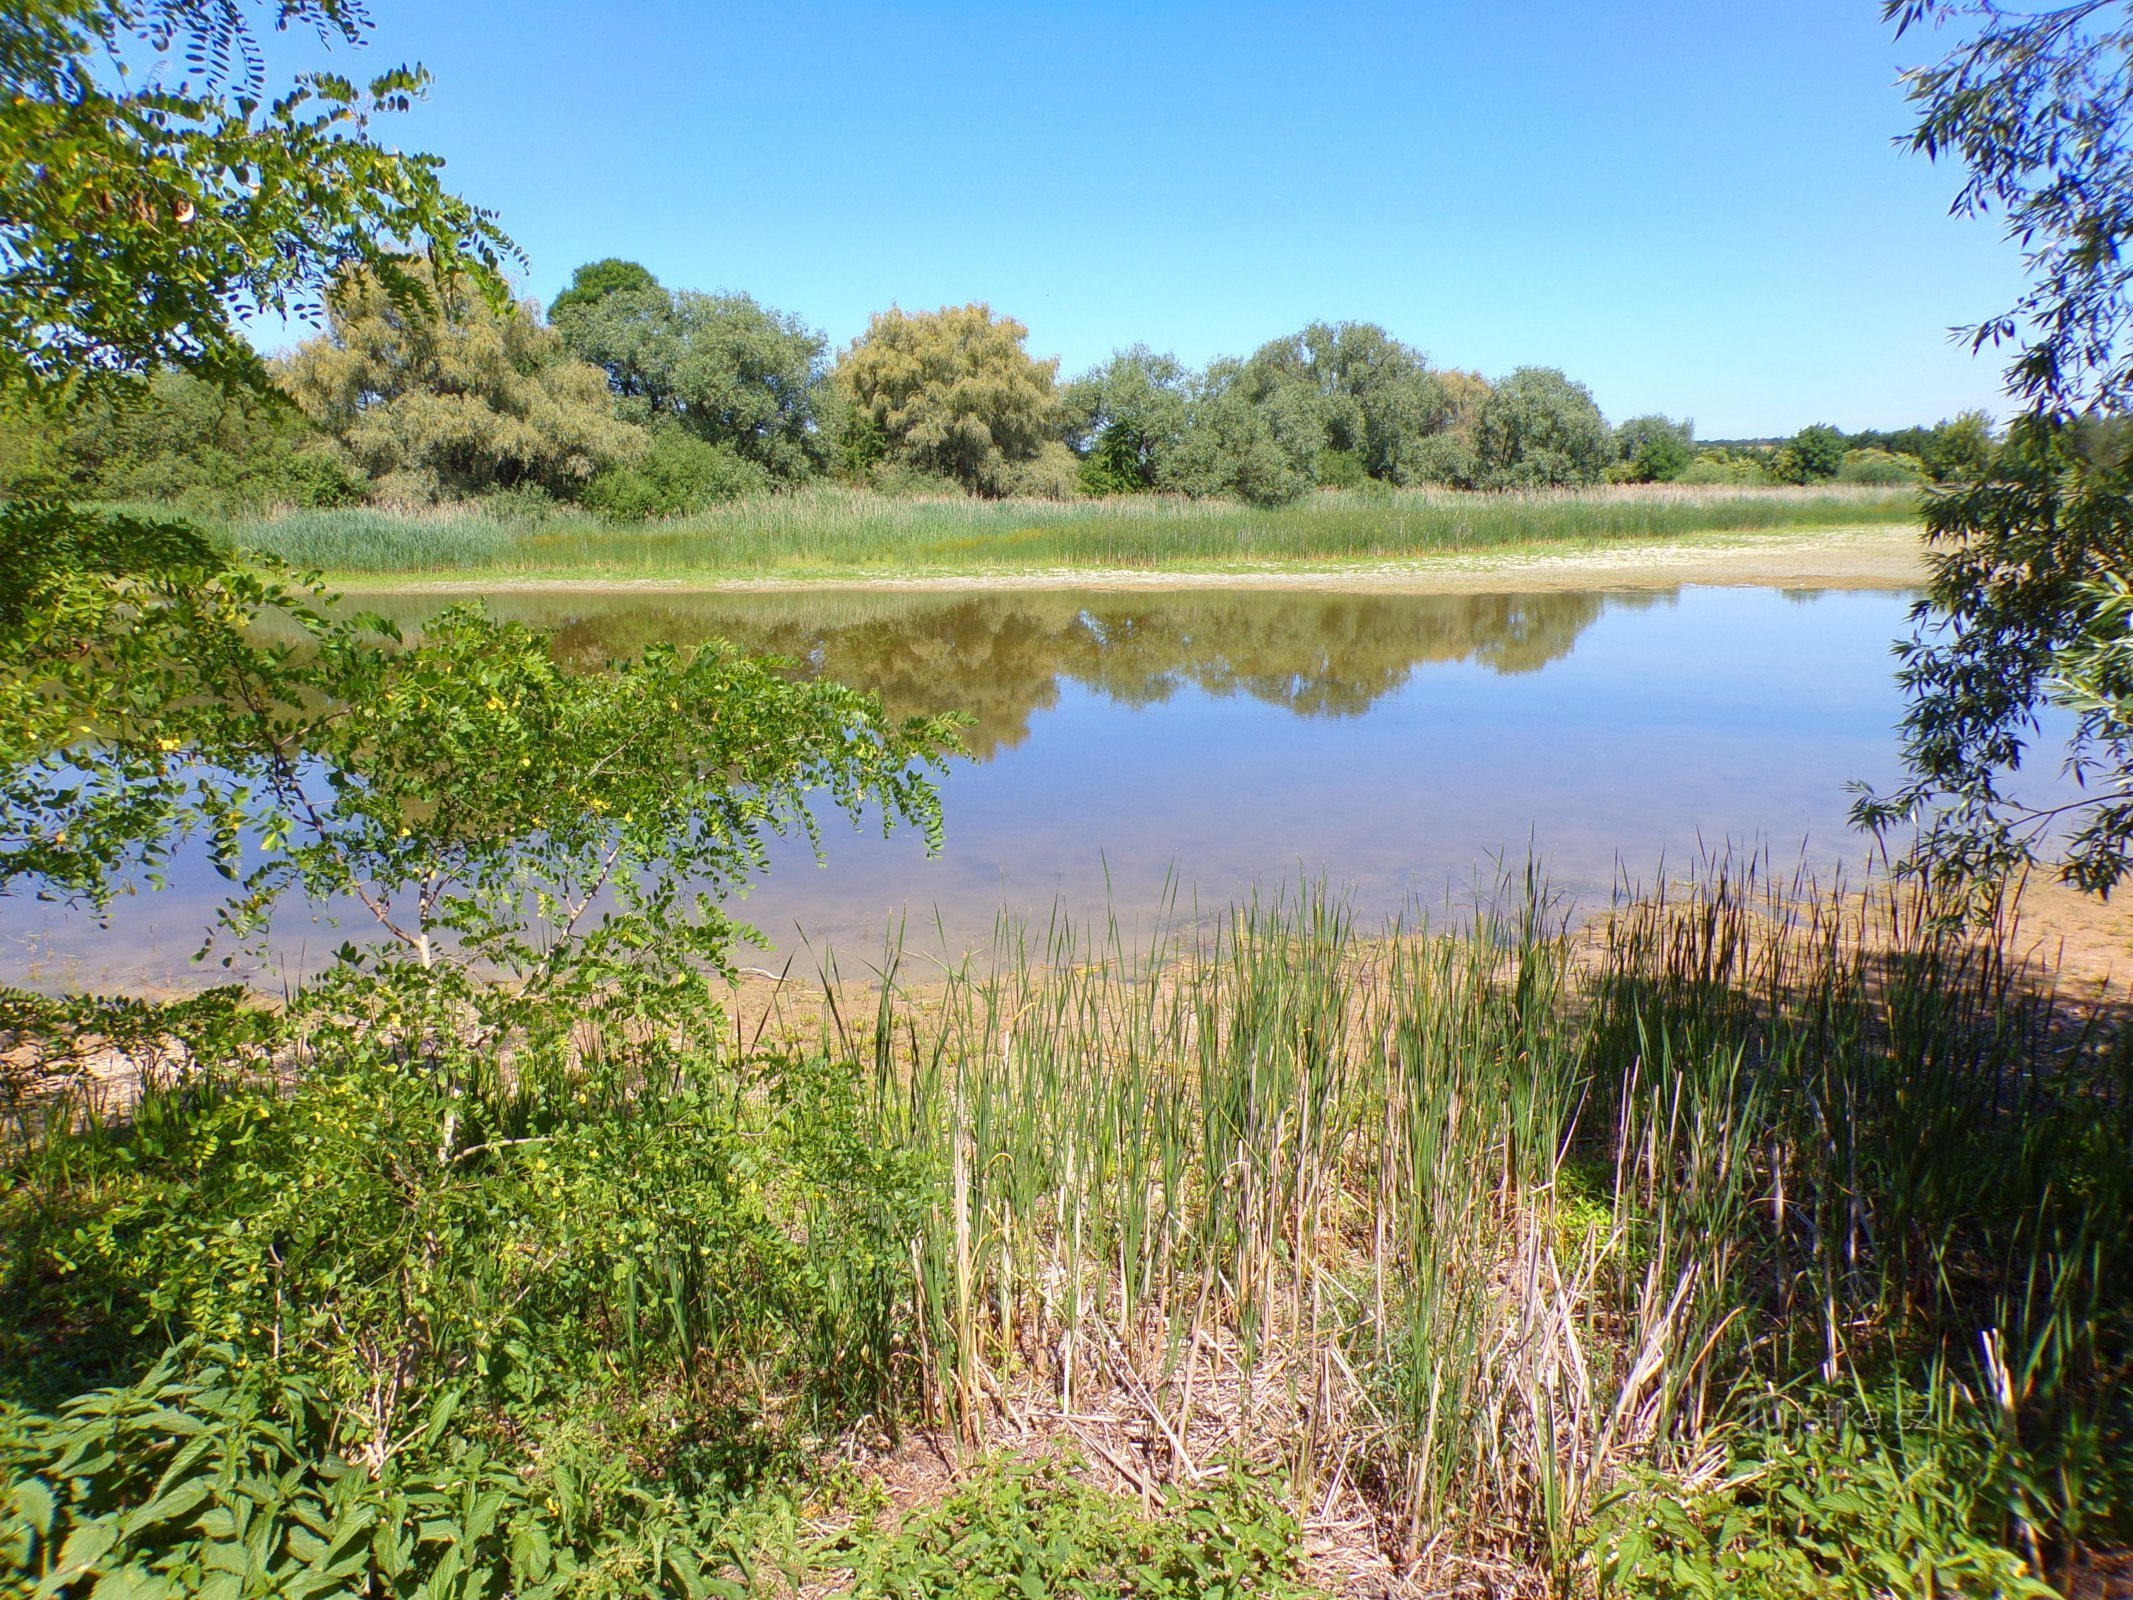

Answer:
[334,522,1926,597]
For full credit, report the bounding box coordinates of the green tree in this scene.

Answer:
[2,371,362,510]
[1788,422,1848,480]
[1063,345,1191,494]
[1614,414,1696,483]
[1160,357,1323,507]
[1471,367,1613,489]
[554,279,829,481]
[833,303,1060,496]
[1921,409,1996,482]
[0,1,513,398]
[1239,322,1453,487]
[280,261,645,501]
[1857,2,2133,893]
[548,257,658,322]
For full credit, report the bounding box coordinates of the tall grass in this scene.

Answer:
[223,483,1922,580]
[8,857,2122,1589]
[749,860,2130,1584]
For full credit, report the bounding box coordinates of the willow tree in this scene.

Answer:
[1857,1,2133,893]
[553,273,830,482]
[281,263,644,500]
[1471,367,1613,489]
[834,303,1062,495]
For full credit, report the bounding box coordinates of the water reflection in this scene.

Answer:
[11,583,2002,990]
[364,589,1649,758]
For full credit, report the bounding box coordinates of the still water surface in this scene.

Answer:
[4,584,1986,988]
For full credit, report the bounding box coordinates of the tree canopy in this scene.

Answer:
[280,262,644,501]
[0,0,513,396]
[1471,368,1614,489]
[553,274,829,481]
[548,257,658,322]
[834,303,1061,496]
[1857,1,2133,894]
[1062,345,1192,495]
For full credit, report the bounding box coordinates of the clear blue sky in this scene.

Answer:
[291,0,2026,438]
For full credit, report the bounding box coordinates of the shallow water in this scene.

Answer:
[2,583,2049,988]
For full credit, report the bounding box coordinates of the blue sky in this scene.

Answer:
[287,1,2026,437]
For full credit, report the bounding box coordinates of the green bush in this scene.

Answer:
[0,374,366,513]
[1402,431,1480,487]
[580,426,772,519]
[1678,449,1772,486]
[1316,445,1369,489]
[0,1349,773,1600]
[1837,446,1927,485]
[1001,440,1084,500]
[1788,422,1849,480]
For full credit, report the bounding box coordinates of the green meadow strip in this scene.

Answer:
[211,483,1921,580]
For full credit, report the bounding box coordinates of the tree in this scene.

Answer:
[554,279,829,481]
[1787,422,1849,481]
[1471,367,1613,489]
[548,257,658,322]
[1160,358,1323,507]
[1237,322,1454,487]
[1,371,362,510]
[280,261,645,501]
[0,1,514,398]
[1063,345,1191,494]
[1614,415,1695,483]
[833,303,1060,496]
[1921,409,1997,482]
[1856,2,2133,894]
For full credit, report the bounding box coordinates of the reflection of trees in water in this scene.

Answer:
[376,589,1626,760]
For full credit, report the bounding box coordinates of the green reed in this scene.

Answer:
[225,483,1919,580]
[770,857,2128,1576]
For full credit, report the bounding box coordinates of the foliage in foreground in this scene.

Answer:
[4,860,2129,1593]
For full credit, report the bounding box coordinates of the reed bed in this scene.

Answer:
[221,483,1920,580]
[6,859,2122,1593]
[730,861,2130,1588]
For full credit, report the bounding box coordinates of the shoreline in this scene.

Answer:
[323,522,1926,597]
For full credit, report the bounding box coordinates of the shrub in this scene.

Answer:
[1317,445,1369,489]
[1678,449,1772,486]
[0,374,365,512]
[1001,440,1082,500]
[1837,446,1927,485]
[0,1350,738,1599]
[580,426,771,519]
[1404,431,1480,487]
[1589,1381,2068,1599]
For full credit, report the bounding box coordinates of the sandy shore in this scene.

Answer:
[334,523,1927,597]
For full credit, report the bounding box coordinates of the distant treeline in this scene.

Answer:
[0,257,1989,517]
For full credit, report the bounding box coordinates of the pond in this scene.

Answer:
[1,582,2033,989]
